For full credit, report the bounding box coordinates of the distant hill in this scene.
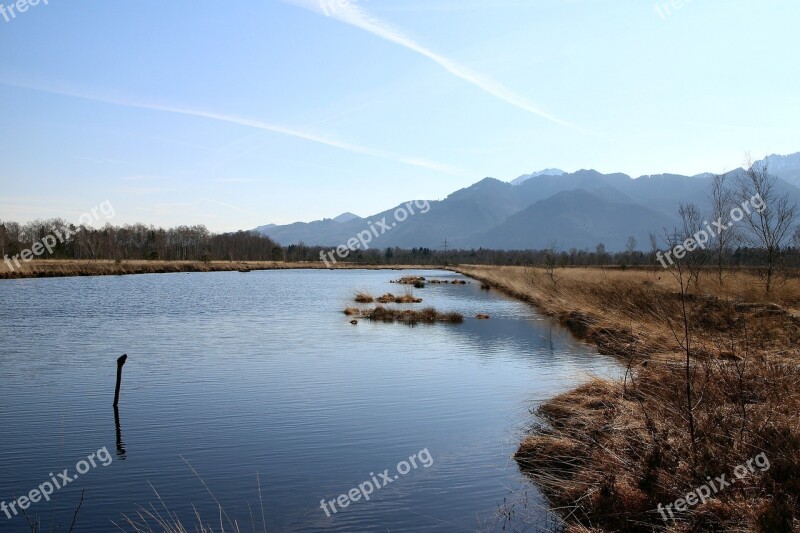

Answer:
[253,153,800,252]
[477,189,676,251]
[253,223,277,233]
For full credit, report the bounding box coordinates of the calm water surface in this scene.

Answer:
[0,269,619,532]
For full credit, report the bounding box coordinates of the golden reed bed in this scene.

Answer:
[452,265,800,532]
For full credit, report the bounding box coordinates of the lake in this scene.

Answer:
[0,269,619,532]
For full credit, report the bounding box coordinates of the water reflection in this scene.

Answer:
[114,405,126,459]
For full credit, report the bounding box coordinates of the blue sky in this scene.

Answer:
[1,0,797,231]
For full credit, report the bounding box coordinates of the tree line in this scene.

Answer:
[3,161,799,288]
[0,220,283,262]
[3,216,800,272]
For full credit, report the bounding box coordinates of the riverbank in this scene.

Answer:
[0,259,429,280]
[452,265,800,531]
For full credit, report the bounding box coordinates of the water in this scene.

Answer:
[0,269,619,532]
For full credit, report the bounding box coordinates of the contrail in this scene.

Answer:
[285,0,578,129]
[0,78,464,176]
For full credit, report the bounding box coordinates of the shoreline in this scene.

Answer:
[451,265,800,531]
[0,259,437,280]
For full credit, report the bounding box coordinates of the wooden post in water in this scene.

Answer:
[113,354,128,407]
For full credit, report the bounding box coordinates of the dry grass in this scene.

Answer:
[345,306,463,325]
[392,275,426,286]
[0,259,429,280]
[428,279,469,285]
[454,265,800,532]
[354,291,375,303]
[375,292,423,304]
[116,457,268,533]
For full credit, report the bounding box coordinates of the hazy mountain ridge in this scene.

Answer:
[333,212,361,223]
[511,168,565,185]
[254,153,800,252]
[761,153,800,186]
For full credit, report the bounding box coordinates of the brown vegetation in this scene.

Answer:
[345,306,463,325]
[0,259,427,280]
[375,292,423,304]
[428,278,469,285]
[355,291,375,303]
[454,265,800,532]
[393,275,426,285]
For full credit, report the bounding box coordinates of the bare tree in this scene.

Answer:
[677,203,709,290]
[595,242,606,266]
[661,221,700,467]
[625,235,637,266]
[626,236,637,254]
[708,174,738,285]
[649,232,659,266]
[738,157,799,293]
[543,240,559,285]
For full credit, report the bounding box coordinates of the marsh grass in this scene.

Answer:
[375,291,423,304]
[17,490,84,532]
[455,265,800,531]
[115,457,268,533]
[392,275,427,289]
[346,306,463,325]
[354,291,374,303]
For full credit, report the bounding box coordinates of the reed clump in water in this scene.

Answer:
[375,292,423,304]
[346,306,463,325]
[393,275,426,285]
[354,291,374,303]
[428,279,468,285]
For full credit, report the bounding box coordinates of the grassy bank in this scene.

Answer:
[0,259,429,280]
[452,265,800,532]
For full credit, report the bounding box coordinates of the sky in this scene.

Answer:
[0,0,798,232]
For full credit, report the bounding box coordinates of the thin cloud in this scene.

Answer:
[207,177,266,184]
[284,0,579,130]
[0,78,465,176]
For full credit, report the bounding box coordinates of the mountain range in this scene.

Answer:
[253,153,800,252]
